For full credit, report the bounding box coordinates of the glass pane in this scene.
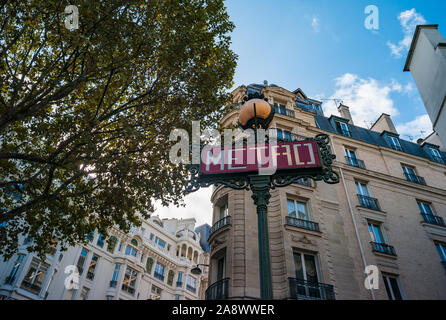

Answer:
[373,225,384,243]
[284,131,291,141]
[293,252,304,280]
[287,200,296,218]
[217,258,225,280]
[389,278,402,300]
[304,254,318,283]
[296,202,308,220]
[383,276,393,300]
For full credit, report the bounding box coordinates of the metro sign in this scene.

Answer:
[200,140,322,176]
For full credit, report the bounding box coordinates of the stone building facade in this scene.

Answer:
[0,216,209,300]
[205,83,446,300]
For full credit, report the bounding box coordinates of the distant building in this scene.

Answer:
[0,216,208,300]
[205,83,446,300]
[404,24,446,146]
[195,224,211,253]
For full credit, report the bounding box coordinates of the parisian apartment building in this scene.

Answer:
[205,82,446,300]
[0,216,210,300]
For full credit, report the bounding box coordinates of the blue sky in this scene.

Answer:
[156,0,445,226]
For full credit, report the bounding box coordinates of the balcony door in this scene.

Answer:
[417,201,434,215]
[368,222,385,244]
[219,203,228,220]
[216,256,225,281]
[345,148,358,166]
[293,252,321,298]
[287,199,310,221]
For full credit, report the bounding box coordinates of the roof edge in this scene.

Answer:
[404,24,439,72]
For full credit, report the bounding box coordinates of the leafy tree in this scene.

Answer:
[0,0,236,259]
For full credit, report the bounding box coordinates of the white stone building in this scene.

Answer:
[0,216,209,300]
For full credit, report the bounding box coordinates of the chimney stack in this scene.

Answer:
[338,104,354,125]
[370,113,398,134]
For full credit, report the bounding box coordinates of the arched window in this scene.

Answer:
[146,257,154,273]
[130,239,138,247]
[107,236,118,254]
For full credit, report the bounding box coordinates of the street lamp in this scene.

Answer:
[191,264,210,275]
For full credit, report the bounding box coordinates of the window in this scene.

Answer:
[118,241,123,252]
[174,295,180,300]
[219,203,228,220]
[5,254,24,284]
[149,233,154,241]
[355,181,369,197]
[418,201,434,215]
[96,234,105,248]
[146,257,154,274]
[217,257,225,281]
[186,276,196,293]
[155,237,166,249]
[130,239,138,247]
[86,232,94,242]
[429,148,444,163]
[345,148,364,168]
[336,121,351,137]
[20,258,49,295]
[177,272,183,287]
[154,263,165,281]
[151,285,162,300]
[167,270,175,286]
[86,254,99,280]
[125,244,137,257]
[276,128,291,141]
[122,267,138,295]
[388,136,402,151]
[76,248,89,275]
[382,275,404,300]
[435,242,446,262]
[287,199,310,220]
[368,222,385,244]
[110,264,120,287]
[107,236,117,254]
[80,287,90,300]
[274,103,286,115]
[140,253,145,263]
[293,252,319,283]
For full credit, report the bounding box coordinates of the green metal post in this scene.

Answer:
[249,175,273,300]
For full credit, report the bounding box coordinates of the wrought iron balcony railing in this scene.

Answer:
[154,272,164,282]
[370,242,396,256]
[186,284,196,293]
[209,216,232,239]
[109,280,117,288]
[288,278,335,300]
[404,172,426,185]
[345,156,366,169]
[205,278,229,300]
[286,216,320,232]
[357,194,381,211]
[297,178,312,187]
[20,280,42,295]
[421,213,446,227]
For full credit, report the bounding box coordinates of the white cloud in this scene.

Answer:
[311,17,320,33]
[387,8,426,58]
[396,114,433,141]
[154,188,213,226]
[324,73,400,127]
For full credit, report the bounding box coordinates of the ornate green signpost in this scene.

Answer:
[186,94,339,300]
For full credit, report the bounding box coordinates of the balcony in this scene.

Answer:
[345,156,366,169]
[286,216,320,232]
[370,242,396,256]
[297,178,312,187]
[404,172,426,185]
[176,281,183,288]
[121,284,135,295]
[109,280,117,288]
[357,195,381,211]
[186,284,196,293]
[209,216,232,239]
[20,280,42,295]
[288,278,335,300]
[205,278,229,300]
[154,272,164,282]
[421,213,446,227]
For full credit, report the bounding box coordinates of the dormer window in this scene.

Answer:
[335,121,351,137]
[429,147,444,164]
[388,136,402,151]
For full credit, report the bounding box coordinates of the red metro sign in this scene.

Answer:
[200,140,321,176]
